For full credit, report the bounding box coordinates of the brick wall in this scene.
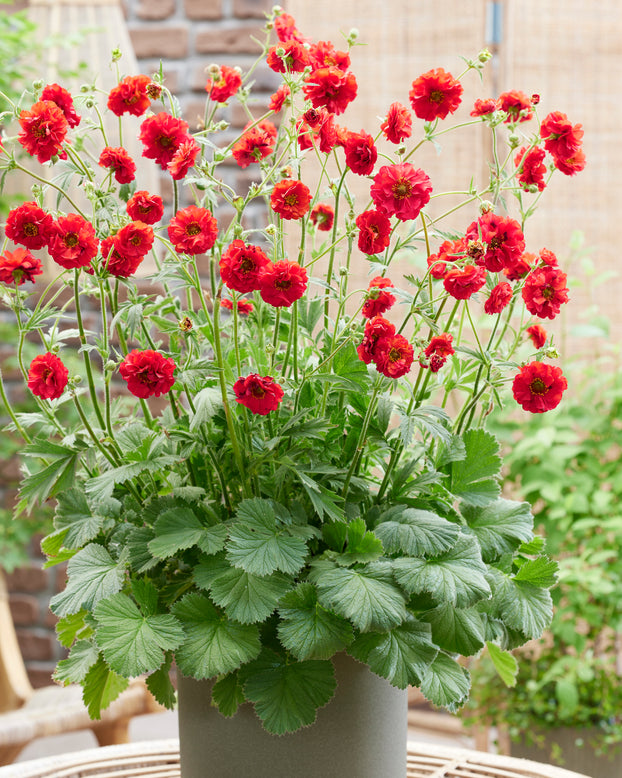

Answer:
[1,0,277,688]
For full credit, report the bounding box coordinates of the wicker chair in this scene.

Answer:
[0,570,163,765]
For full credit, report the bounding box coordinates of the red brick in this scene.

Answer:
[17,630,55,661]
[233,0,273,18]
[6,565,49,594]
[9,594,39,626]
[230,100,275,127]
[129,26,189,59]
[184,0,222,19]
[28,666,56,689]
[196,25,264,55]
[136,0,175,19]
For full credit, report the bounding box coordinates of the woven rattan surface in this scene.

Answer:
[0,739,592,778]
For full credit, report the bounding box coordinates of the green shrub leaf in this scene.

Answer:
[374,507,459,557]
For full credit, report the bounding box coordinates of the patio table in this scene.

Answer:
[0,738,592,777]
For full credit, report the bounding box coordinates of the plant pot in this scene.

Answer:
[512,727,622,778]
[177,653,407,778]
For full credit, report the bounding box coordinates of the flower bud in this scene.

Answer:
[207,63,221,76]
[544,346,560,359]
[347,28,359,44]
[265,343,275,355]
[179,316,193,332]
[111,48,122,62]
[50,344,60,353]
[508,134,520,148]
[32,79,43,91]
[280,166,293,179]
[265,224,277,236]
[71,375,82,384]
[531,93,541,105]
[105,361,117,372]
[478,48,492,63]
[479,200,494,214]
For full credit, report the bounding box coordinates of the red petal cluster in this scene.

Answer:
[119,349,176,399]
[270,179,312,220]
[409,68,463,121]
[27,353,69,400]
[48,213,99,269]
[0,248,43,286]
[370,163,432,222]
[233,374,284,415]
[107,75,152,117]
[512,362,567,413]
[168,206,219,256]
[18,101,68,163]
[205,65,242,102]
[99,146,136,184]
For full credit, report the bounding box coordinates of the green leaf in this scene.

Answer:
[393,534,490,608]
[330,341,370,391]
[399,406,452,446]
[335,518,383,565]
[149,507,226,558]
[486,642,518,687]
[172,593,261,678]
[81,656,129,719]
[513,556,558,588]
[54,488,106,550]
[226,498,308,576]
[94,593,184,677]
[450,428,501,506]
[420,603,485,655]
[348,617,437,688]
[296,471,346,522]
[209,566,293,624]
[492,575,553,639]
[85,455,179,502]
[314,564,407,632]
[146,654,177,709]
[420,652,470,713]
[126,527,159,573]
[211,671,245,717]
[277,583,354,660]
[374,507,459,557]
[50,544,125,618]
[242,651,336,734]
[54,640,98,685]
[55,610,89,649]
[462,499,534,562]
[18,441,80,511]
[189,387,222,431]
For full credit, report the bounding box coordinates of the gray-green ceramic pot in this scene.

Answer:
[177,653,407,778]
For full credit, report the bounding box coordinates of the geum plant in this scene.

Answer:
[0,9,584,735]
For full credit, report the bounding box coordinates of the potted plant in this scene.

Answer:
[0,8,584,777]
[465,358,622,777]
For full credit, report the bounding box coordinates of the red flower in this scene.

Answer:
[357,316,395,365]
[168,138,200,180]
[522,265,569,320]
[540,111,584,161]
[484,281,513,314]
[515,146,547,192]
[273,12,307,43]
[302,66,358,115]
[504,250,535,282]
[423,332,454,372]
[409,68,463,121]
[101,236,144,278]
[232,126,274,168]
[219,240,271,293]
[114,221,154,259]
[259,260,308,307]
[373,334,414,378]
[5,202,54,250]
[168,206,219,256]
[362,276,396,318]
[233,374,284,415]
[498,90,533,123]
[512,362,567,413]
[269,85,291,112]
[18,100,68,163]
[205,65,242,102]
[270,179,311,220]
[538,248,558,267]
[310,203,334,232]
[443,264,487,300]
[355,210,392,256]
[48,213,99,269]
[465,212,525,273]
[41,83,80,128]
[553,149,586,177]
[297,110,338,153]
[107,75,152,117]
[0,248,43,285]
[119,350,176,399]
[344,130,377,176]
[267,40,311,73]
[222,298,254,315]
[98,146,136,184]
[126,191,164,225]
[27,353,69,400]
[380,103,412,144]
[139,113,190,169]
[370,163,432,222]
[470,98,497,117]
[526,323,547,349]
[309,40,350,71]
[426,237,467,279]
